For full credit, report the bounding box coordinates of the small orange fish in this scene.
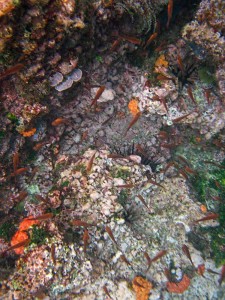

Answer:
[160,97,168,112]
[72,220,96,227]
[187,86,197,105]
[182,244,195,267]
[146,179,165,190]
[35,194,49,205]
[137,195,149,210]
[83,229,89,253]
[91,86,105,107]
[1,238,30,256]
[166,0,173,29]
[219,264,225,286]
[144,32,158,49]
[28,213,53,221]
[13,191,28,203]
[163,161,176,174]
[119,34,142,45]
[161,143,181,149]
[156,74,173,81]
[177,54,184,77]
[51,244,56,265]
[51,118,69,126]
[103,285,112,299]
[178,169,189,180]
[172,111,195,123]
[10,167,29,177]
[184,166,196,175]
[194,213,219,223]
[33,142,47,151]
[124,112,141,136]
[158,131,168,140]
[105,226,118,246]
[151,250,167,263]
[13,152,19,173]
[110,38,122,52]
[86,151,96,172]
[0,63,24,81]
[204,88,211,104]
[116,183,135,188]
[80,130,88,144]
[120,254,132,266]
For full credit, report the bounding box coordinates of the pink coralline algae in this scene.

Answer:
[182,0,225,63]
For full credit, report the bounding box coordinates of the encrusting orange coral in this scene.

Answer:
[10,216,39,255]
[155,54,169,70]
[132,276,152,300]
[128,98,140,116]
[166,274,191,293]
[10,231,29,255]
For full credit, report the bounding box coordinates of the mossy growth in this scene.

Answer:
[0,130,5,142]
[0,221,16,241]
[198,66,216,86]
[30,225,48,245]
[190,159,225,266]
[117,190,129,207]
[6,112,19,125]
[111,167,131,180]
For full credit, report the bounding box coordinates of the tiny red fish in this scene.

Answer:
[172,111,195,123]
[103,285,112,299]
[219,264,225,286]
[182,244,195,267]
[33,142,47,151]
[0,63,24,81]
[1,239,30,256]
[124,112,141,136]
[119,34,142,45]
[166,0,173,29]
[110,38,122,52]
[83,229,89,253]
[13,191,28,203]
[151,250,167,263]
[116,183,135,188]
[137,195,149,210]
[177,54,184,77]
[146,179,165,190]
[13,152,19,173]
[144,32,158,49]
[86,151,96,172]
[51,244,56,265]
[51,118,69,126]
[144,251,151,268]
[204,88,211,104]
[10,167,29,177]
[194,213,219,223]
[187,86,197,105]
[120,254,132,266]
[72,220,96,227]
[178,169,189,180]
[105,226,118,246]
[35,194,49,205]
[28,213,53,221]
[91,86,105,107]
[184,166,196,175]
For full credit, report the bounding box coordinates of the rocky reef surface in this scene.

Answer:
[0,0,225,299]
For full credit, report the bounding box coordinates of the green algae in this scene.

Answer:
[190,161,225,266]
[30,225,48,245]
[0,221,16,241]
